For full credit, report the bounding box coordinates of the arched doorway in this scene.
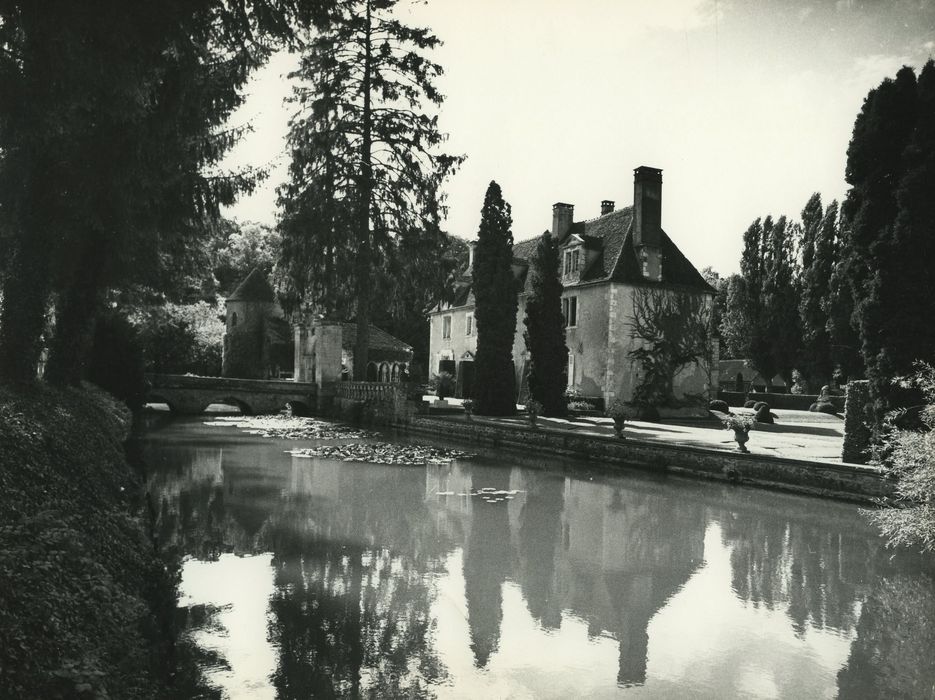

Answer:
[458,360,475,398]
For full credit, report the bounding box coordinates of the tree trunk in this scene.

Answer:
[353,0,373,381]
[44,245,103,387]
[0,232,52,385]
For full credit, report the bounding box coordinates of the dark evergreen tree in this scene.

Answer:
[473,182,517,416]
[859,60,935,422]
[840,66,917,419]
[277,0,462,379]
[523,232,567,417]
[0,1,310,385]
[761,215,801,385]
[800,196,838,388]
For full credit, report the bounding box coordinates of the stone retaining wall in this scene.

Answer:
[332,381,414,425]
[399,416,892,504]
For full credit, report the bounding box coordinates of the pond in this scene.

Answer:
[141,415,935,699]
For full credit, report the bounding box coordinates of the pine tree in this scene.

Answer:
[278,0,462,379]
[523,232,567,417]
[473,182,518,416]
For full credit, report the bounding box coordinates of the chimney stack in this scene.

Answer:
[601,200,615,216]
[552,202,574,239]
[633,166,663,281]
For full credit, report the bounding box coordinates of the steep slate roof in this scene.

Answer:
[341,323,412,354]
[438,203,712,312]
[227,267,277,302]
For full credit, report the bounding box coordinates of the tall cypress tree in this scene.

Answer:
[278,0,462,380]
[523,232,567,417]
[473,181,517,416]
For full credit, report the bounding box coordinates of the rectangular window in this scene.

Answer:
[563,249,580,275]
[442,315,452,339]
[465,313,474,336]
[562,296,578,328]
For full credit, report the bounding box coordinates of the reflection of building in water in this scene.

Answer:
[556,479,705,686]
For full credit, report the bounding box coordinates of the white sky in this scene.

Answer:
[223,0,935,274]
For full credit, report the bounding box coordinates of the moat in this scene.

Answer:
[141,415,935,698]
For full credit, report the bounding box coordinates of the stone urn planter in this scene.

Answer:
[462,399,474,421]
[526,400,542,429]
[732,428,750,453]
[606,399,633,439]
[722,414,755,453]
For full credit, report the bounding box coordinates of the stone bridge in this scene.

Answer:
[145,373,319,415]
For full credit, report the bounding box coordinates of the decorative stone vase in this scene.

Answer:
[733,428,750,453]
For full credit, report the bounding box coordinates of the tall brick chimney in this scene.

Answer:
[601,200,615,216]
[552,202,574,239]
[633,166,663,281]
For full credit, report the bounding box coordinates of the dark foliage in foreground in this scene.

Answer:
[0,385,210,698]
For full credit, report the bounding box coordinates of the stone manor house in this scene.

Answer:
[428,166,717,410]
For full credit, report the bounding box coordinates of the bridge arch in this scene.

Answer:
[145,393,178,413]
[208,396,254,415]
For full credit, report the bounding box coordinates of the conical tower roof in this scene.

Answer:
[227,267,276,303]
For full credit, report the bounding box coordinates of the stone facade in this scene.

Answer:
[430,166,717,411]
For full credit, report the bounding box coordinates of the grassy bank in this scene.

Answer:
[0,383,195,698]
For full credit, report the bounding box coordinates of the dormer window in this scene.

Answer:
[563,248,580,276]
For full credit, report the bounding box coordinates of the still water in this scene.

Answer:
[141,416,935,699]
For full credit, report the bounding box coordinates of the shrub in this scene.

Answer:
[568,400,595,412]
[709,399,730,414]
[753,401,769,411]
[870,363,935,551]
[744,399,757,408]
[809,401,838,414]
[843,380,872,464]
[432,371,455,400]
[755,403,774,423]
[634,404,660,422]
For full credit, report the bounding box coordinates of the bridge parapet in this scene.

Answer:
[147,373,317,394]
[145,373,317,415]
[335,381,413,404]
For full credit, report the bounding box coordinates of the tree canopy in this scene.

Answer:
[0,0,314,386]
[277,0,462,379]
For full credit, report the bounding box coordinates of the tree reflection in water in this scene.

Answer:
[144,425,935,697]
